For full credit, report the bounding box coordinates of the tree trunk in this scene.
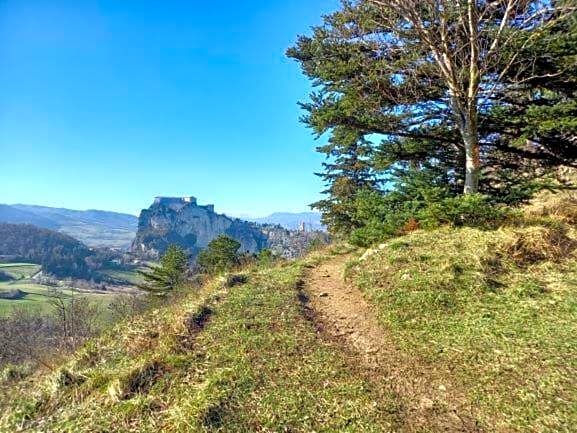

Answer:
[451,96,481,194]
[462,119,481,194]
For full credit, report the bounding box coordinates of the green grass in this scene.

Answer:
[0,260,399,432]
[2,217,576,432]
[0,263,41,280]
[349,225,577,432]
[101,268,146,286]
[0,281,116,315]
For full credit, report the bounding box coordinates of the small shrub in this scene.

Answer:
[349,190,512,247]
[225,274,248,287]
[350,222,394,247]
[50,368,86,393]
[0,364,33,384]
[256,249,275,266]
[402,218,420,234]
[416,194,512,228]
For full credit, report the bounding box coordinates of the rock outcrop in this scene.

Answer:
[132,197,268,259]
[132,196,329,260]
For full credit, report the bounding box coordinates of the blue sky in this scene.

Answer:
[0,0,338,216]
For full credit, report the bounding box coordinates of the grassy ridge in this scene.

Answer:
[1,258,397,432]
[2,208,576,432]
[348,225,577,432]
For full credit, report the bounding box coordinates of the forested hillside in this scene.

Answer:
[0,205,138,249]
[0,223,93,279]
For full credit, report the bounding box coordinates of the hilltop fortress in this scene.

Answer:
[132,196,267,258]
[153,196,214,213]
[132,195,328,259]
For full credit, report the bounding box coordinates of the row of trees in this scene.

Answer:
[288,0,576,239]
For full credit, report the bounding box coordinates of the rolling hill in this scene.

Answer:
[0,204,138,249]
[1,192,577,431]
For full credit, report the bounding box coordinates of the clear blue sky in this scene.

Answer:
[0,0,338,216]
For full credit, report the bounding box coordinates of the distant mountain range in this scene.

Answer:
[245,212,325,231]
[0,204,138,249]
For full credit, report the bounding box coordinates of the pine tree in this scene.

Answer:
[288,0,575,196]
[312,129,378,234]
[288,0,576,233]
[139,244,188,295]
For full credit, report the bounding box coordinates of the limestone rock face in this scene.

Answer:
[132,197,268,259]
[132,196,330,260]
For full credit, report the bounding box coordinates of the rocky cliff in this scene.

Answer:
[132,197,328,260]
[132,197,268,259]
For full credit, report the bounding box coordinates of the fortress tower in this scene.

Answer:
[153,196,216,213]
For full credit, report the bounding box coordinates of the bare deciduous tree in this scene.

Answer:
[47,289,101,351]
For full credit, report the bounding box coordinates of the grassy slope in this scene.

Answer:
[1,256,398,432]
[2,207,576,432]
[349,224,577,432]
[100,268,146,286]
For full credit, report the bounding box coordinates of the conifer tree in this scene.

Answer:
[196,235,241,274]
[288,0,575,193]
[312,129,378,234]
[288,0,576,233]
[139,244,188,295]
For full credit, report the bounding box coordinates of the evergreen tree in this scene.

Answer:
[196,235,241,274]
[139,244,188,294]
[288,0,576,233]
[312,130,378,234]
[288,1,574,185]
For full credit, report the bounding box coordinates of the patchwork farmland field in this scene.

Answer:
[0,281,116,314]
[0,263,41,280]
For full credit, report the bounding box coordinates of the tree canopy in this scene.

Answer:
[288,0,576,235]
[197,235,241,274]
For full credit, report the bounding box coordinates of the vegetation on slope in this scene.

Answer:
[0,224,92,279]
[0,255,399,432]
[347,217,577,431]
[2,193,576,432]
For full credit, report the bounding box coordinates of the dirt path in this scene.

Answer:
[304,254,481,432]
[305,254,389,367]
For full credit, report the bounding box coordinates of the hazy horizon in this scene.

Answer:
[3,199,322,219]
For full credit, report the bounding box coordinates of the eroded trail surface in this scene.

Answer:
[305,254,481,433]
[305,254,389,366]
